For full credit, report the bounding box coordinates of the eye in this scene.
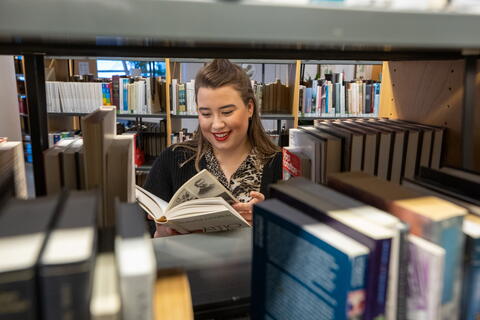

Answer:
[222,110,233,116]
[200,113,211,117]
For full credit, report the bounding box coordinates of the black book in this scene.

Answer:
[38,190,99,320]
[0,193,65,320]
[417,166,480,203]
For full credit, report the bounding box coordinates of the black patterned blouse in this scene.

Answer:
[204,147,263,203]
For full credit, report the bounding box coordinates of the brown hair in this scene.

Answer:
[174,59,280,170]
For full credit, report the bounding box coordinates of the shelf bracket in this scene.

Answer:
[24,54,48,196]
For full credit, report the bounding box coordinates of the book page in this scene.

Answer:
[167,207,250,234]
[166,169,237,211]
[135,185,168,220]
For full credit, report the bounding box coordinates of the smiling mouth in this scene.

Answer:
[212,132,230,142]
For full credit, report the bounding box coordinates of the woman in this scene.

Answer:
[144,59,282,237]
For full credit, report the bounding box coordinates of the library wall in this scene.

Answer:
[0,56,22,141]
[379,60,480,171]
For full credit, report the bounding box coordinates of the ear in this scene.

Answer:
[247,99,254,118]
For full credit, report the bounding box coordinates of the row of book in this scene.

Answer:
[46,81,112,113]
[139,121,167,160]
[253,80,292,115]
[299,78,381,116]
[43,107,136,228]
[0,187,188,319]
[170,79,195,115]
[253,166,480,320]
[45,77,167,115]
[285,118,444,184]
[170,79,293,116]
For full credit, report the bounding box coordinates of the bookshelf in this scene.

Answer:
[0,1,477,211]
[1,2,480,319]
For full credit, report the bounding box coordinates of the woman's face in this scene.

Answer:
[197,85,253,155]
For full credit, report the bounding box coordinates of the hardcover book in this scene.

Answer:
[252,199,369,320]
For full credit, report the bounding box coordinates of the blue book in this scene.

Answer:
[252,199,369,320]
[305,87,312,114]
[373,83,381,114]
[270,179,395,320]
[122,78,129,112]
[461,214,480,320]
[311,80,318,114]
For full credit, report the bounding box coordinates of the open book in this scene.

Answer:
[136,169,250,233]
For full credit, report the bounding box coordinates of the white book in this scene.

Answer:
[145,78,152,114]
[186,80,195,115]
[407,235,445,320]
[136,169,250,234]
[116,203,156,320]
[97,83,104,109]
[90,253,121,320]
[288,128,321,183]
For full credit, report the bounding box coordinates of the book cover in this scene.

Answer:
[282,147,311,180]
[252,199,369,320]
[407,234,445,320]
[461,214,480,320]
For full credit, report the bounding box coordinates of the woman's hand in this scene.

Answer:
[154,224,182,237]
[147,214,181,237]
[231,191,265,224]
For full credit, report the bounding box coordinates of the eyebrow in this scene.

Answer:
[198,104,236,112]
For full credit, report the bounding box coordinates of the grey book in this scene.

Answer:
[0,193,64,320]
[38,190,99,320]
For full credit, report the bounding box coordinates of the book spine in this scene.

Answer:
[39,260,95,320]
[0,271,37,320]
[395,225,409,320]
[251,212,267,320]
[461,236,480,320]
[436,216,464,318]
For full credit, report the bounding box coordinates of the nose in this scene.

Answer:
[211,115,225,131]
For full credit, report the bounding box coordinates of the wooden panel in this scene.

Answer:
[379,60,467,168]
[47,115,78,132]
[474,61,480,172]
[371,65,382,82]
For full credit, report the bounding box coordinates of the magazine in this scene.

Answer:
[136,169,250,233]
